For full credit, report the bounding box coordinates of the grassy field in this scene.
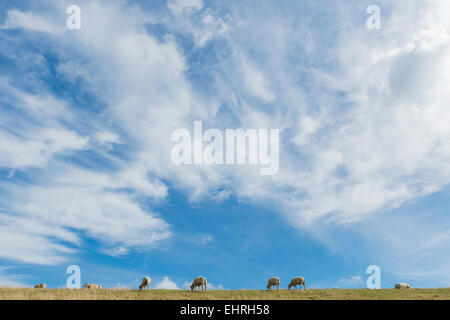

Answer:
[0,288,449,300]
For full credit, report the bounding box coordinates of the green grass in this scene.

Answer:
[1,288,449,300]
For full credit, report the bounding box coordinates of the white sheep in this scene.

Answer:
[139,277,151,290]
[395,283,411,289]
[190,276,207,292]
[267,277,280,291]
[288,276,306,290]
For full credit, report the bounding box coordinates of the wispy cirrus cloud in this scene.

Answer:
[0,9,60,34]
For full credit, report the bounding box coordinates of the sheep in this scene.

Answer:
[267,277,280,291]
[33,283,47,289]
[288,276,306,290]
[82,283,102,289]
[139,277,151,290]
[395,283,411,289]
[190,276,207,292]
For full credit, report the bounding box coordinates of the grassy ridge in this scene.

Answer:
[0,288,449,300]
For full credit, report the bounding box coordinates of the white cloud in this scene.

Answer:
[0,129,88,169]
[241,57,275,103]
[155,276,179,289]
[7,0,449,229]
[0,2,180,264]
[0,80,89,169]
[94,131,122,149]
[205,0,450,228]
[102,247,129,257]
[0,74,170,265]
[168,0,203,16]
[7,177,170,245]
[193,12,231,47]
[336,275,363,288]
[208,283,224,290]
[199,234,214,245]
[0,172,171,264]
[0,9,59,34]
[0,214,77,265]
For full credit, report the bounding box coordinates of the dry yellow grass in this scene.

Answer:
[0,287,449,300]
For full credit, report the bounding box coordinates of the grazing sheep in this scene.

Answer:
[82,283,102,289]
[190,276,207,292]
[267,277,280,291]
[139,277,151,290]
[395,283,411,289]
[34,283,47,289]
[288,276,306,290]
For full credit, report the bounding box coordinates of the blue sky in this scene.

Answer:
[1,0,450,290]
